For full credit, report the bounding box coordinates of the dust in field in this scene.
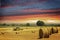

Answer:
[0,27,60,40]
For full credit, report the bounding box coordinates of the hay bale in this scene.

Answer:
[13,27,20,31]
[46,27,52,35]
[42,28,49,38]
[39,29,43,38]
[57,27,60,33]
[46,27,58,35]
[39,27,49,38]
[51,27,58,34]
[1,32,5,35]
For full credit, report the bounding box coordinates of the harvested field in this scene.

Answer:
[0,27,60,40]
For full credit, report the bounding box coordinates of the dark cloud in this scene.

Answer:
[1,0,47,7]
[1,0,60,16]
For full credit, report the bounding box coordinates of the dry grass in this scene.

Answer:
[0,27,60,40]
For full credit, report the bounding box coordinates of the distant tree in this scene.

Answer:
[26,23,30,26]
[20,24,25,26]
[2,23,6,26]
[0,23,10,26]
[57,24,60,26]
[12,24,15,26]
[36,21,45,26]
[0,24,2,26]
[0,24,3,26]
[6,24,10,26]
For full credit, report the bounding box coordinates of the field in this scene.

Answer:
[0,26,60,40]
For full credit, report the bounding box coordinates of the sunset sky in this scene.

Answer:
[0,0,60,23]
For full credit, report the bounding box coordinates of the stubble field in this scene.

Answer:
[0,26,60,40]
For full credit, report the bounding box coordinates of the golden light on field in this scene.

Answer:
[0,27,60,40]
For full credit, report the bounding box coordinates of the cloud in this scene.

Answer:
[1,0,46,6]
[1,0,60,16]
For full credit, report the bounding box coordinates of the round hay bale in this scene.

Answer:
[42,28,49,38]
[51,27,58,34]
[0,32,3,35]
[46,27,52,35]
[39,29,43,38]
[57,27,60,33]
[39,27,49,38]
[13,27,20,31]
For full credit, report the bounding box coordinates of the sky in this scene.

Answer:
[1,0,60,16]
[0,0,60,23]
[0,14,60,23]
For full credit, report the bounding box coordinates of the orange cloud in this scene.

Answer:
[0,14,60,21]
[0,14,60,23]
[15,9,60,13]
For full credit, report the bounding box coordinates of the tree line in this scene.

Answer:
[0,21,60,26]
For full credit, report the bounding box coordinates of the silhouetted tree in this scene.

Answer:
[26,23,30,26]
[12,24,15,26]
[2,23,6,26]
[36,21,45,26]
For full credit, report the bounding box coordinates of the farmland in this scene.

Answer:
[0,26,60,40]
